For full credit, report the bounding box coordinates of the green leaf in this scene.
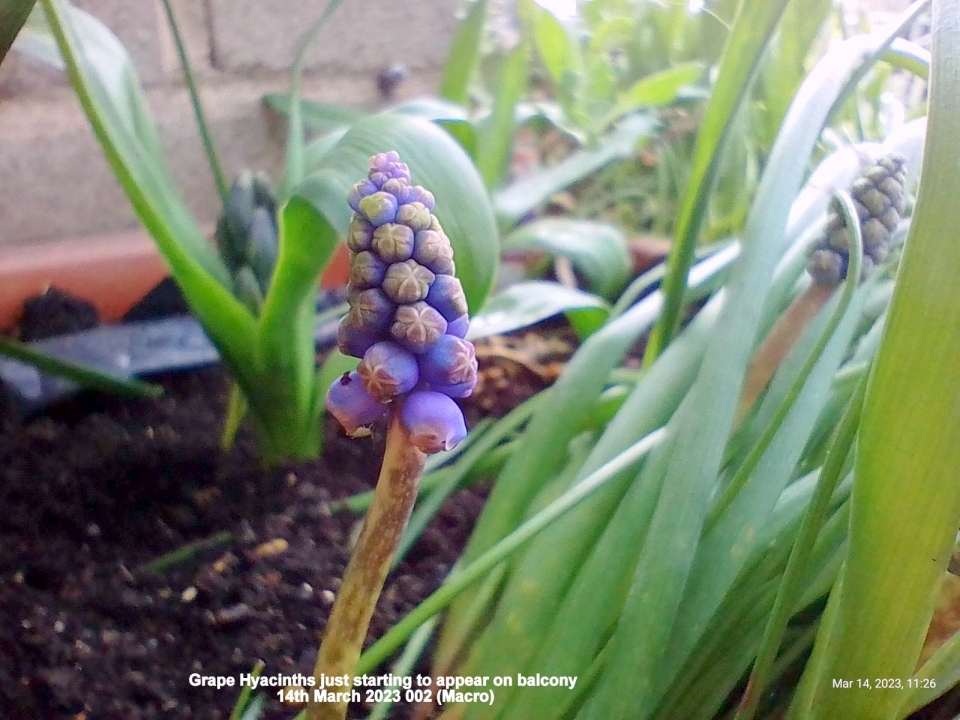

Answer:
[502,219,632,299]
[0,0,35,66]
[588,8,931,717]
[476,39,529,189]
[532,2,581,86]
[494,114,658,226]
[440,0,489,104]
[602,62,706,129]
[28,0,260,392]
[297,114,499,312]
[0,335,163,400]
[262,93,366,131]
[802,3,960,717]
[645,0,793,361]
[262,94,467,131]
[253,195,337,460]
[279,0,346,198]
[469,281,609,340]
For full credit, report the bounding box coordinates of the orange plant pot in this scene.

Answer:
[0,231,352,331]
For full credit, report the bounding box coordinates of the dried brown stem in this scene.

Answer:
[736,283,836,424]
[307,409,426,720]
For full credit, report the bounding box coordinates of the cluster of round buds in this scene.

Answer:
[326,152,477,454]
[808,154,908,287]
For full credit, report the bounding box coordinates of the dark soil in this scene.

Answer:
[0,368,489,720]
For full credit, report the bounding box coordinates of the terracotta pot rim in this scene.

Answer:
[0,228,351,331]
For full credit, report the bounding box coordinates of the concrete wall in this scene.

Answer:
[0,0,458,250]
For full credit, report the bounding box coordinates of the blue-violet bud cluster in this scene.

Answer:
[326,152,477,454]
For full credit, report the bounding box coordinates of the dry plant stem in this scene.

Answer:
[307,409,426,720]
[736,283,835,423]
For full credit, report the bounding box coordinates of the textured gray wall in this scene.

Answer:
[0,0,457,249]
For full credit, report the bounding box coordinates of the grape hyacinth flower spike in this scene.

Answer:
[737,153,908,420]
[311,152,476,720]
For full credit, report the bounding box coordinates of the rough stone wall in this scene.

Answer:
[0,0,458,249]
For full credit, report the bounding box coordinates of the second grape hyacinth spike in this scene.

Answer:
[327,152,478,453]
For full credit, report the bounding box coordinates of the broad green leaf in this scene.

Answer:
[440,0,489,104]
[494,113,658,226]
[602,62,705,129]
[468,281,609,340]
[296,114,499,312]
[0,0,35,65]
[476,39,529,189]
[502,218,632,299]
[645,0,793,360]
[804,3,960,717]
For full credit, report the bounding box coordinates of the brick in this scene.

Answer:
[208,0,457,74]
[0,0,213,100]
[0,69,440,248]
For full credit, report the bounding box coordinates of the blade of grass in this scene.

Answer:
[900,631,960,716]
[159,0,227,202]
[356,427,668,674]
[0,335,163,400]
[644,0,793,362]
[586,11,929,715]
[736,374,867,720]
[440,0,489,104]
[803,2,960,715]
[475,38,529,189]
[279,0,346,199]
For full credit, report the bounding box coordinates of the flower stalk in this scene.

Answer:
[311,152,477,720]
[307,408,425,720]
[735,153,907,422]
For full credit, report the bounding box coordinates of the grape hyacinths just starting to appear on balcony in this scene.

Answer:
[309,153,476,720]
[325,150,477,454]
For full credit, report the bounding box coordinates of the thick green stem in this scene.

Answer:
[307,409,425,720]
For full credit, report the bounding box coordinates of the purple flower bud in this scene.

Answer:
[372,223,415,263]
[413,229,455,275]
[391,301,447,353]
[349,250,388,289]
[396,202,432,231]
[327,371,388,436]
[346,215,374,252]
[430,380,475,399]
[348,288,394,333]
[382,259,435,304]
[426,275,468,321]
[381,178,409,200]
[359,192,399,226]
[396,185,435,209]
[347,180,378,214]
[370,151,411,183]
[401,391,467,454]
[419,335,478,388]
[446,314,470,339]
[358,341,419,401]
[338,318,379,358]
